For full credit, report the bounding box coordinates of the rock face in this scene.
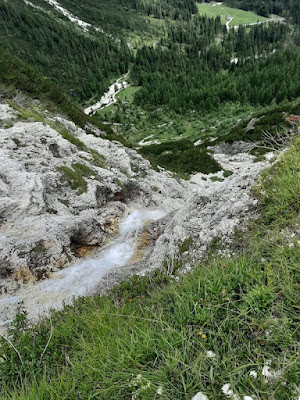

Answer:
[0,104,189,292]
[97,142,272,291]
[139,143,268,272]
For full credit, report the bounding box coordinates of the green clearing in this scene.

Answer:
[99,103,253,144]
[98,86,141,117]
[197,3,267,26]
[126,17,167,49]
[0,135,299,400]
[118,86,142,103]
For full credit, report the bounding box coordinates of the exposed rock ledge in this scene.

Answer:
[0,104,190,293]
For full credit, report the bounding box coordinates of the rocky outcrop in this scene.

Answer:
[0,103,189,292]
[97,142,273,292]
[141,144,266,271]
[0,100,278,330]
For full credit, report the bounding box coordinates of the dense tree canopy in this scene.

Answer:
[132,22,298,113]
[0,0,298,117]
[132,0,198,20]
[0,0,132,103]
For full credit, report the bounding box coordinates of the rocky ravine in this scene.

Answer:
[99,143,273,292]
[0,102,275,327]
[0,103,189,294]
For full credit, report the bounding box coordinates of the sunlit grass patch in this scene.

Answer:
[197,3,267,26]
[118,86,141,103]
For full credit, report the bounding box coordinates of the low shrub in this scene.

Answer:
[140,139,222,176]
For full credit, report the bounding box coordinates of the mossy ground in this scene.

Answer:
[58,163,94,195]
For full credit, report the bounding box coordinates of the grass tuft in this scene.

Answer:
[58,163,94,195]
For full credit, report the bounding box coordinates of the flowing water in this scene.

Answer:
[0,209,165,332]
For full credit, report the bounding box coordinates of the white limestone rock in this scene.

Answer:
[0,108,189,290]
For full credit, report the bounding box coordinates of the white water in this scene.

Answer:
[0,209,165,332]
[84,75,130,115]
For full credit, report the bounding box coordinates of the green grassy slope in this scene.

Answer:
[0,133,299,399]
[197,3,268,26]
[118,86,142,103]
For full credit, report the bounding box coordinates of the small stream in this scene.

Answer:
[0,209,165,332]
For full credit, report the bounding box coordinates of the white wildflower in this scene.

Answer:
[207,350,216,358]
[221,384,240,399]
[249,370,257,378]
[191,392,209,400]
[156,386,163,395]
[262,360,282,381]
[222,383,234,397]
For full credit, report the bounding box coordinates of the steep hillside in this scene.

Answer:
[0,95,299,398]
[1,84,289,328]
[0,0,131,102]
[0,1,299,399]
[0,91,188,295]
